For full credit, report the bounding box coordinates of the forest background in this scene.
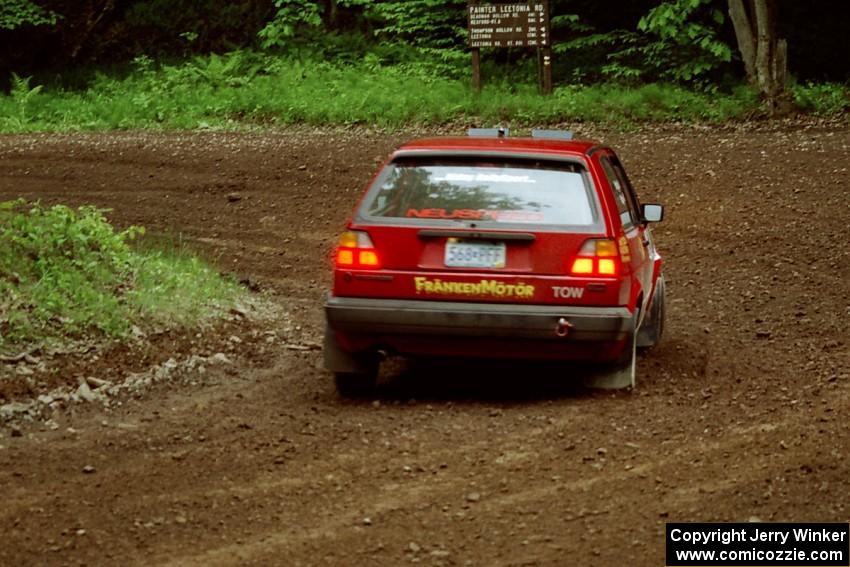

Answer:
[1,0,848,130]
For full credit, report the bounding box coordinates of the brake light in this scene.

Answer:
[570,239,620,277]
[571,258,594,274]
[335,231,381,269]
[598,258,617,275]
[358,250,379,267]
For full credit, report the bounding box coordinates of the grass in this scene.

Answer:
[3,50,844,133]
[0,200,244,353]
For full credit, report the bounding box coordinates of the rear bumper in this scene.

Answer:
[325,296,633,360]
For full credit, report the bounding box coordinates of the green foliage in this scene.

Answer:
[362,0,469,77]
[5,73,43,129]
[258,0,323,49]
[0,51,766,132]
[259,0,467,51]
[553,26,636,83]
[0,0,59,30]
[257,0,469,78]
[637,0,731,82]
[553,82,757,122]
[791,83,850,116]
[365,0,467,49]
[171,51,264,89]
[553,0,731,85]
[0,200,242,351]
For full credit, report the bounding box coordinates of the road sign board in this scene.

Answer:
[468,2,549,48]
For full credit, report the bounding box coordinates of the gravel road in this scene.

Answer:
[0,123,848,566]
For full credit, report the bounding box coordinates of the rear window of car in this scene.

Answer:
[360,157,598,226]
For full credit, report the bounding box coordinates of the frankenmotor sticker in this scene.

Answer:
[414,277,535,298]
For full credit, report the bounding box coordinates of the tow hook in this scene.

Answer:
[555,317,574,338]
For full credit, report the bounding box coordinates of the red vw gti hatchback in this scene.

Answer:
[324,129,665,395]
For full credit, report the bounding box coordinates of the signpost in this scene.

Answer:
[468,1,552,94]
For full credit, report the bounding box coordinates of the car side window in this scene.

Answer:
[600,156,635,230]
[608,156,642,221]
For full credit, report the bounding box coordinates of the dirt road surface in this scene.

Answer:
[1,123,848,566]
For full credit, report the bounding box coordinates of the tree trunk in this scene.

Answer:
[753,0,774,95]
[727,0,790,116]
[728,0,756,81]
[67,0,116,59]
[326,0,338,31]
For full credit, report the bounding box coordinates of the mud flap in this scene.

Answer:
[637,275,665,349]
[582,315,637,390]
[323,325,370,373]
[323,326,379,397]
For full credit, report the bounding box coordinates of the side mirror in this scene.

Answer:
[642,203,664,223]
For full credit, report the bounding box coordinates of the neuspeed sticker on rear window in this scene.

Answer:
[361,157,598,227]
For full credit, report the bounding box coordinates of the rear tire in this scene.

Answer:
[334,369,378,398]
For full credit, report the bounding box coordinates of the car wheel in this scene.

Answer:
[637,275,665,349]
[334,369,378,398]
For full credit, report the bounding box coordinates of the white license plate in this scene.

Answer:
[444,241,506,268]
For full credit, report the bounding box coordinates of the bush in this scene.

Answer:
[791,83,850,116]
[0,200,242,351]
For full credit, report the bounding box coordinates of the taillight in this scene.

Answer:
[335,230,381,269]
[569,239,620,277]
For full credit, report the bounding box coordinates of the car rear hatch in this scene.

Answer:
[333,152,626,307]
